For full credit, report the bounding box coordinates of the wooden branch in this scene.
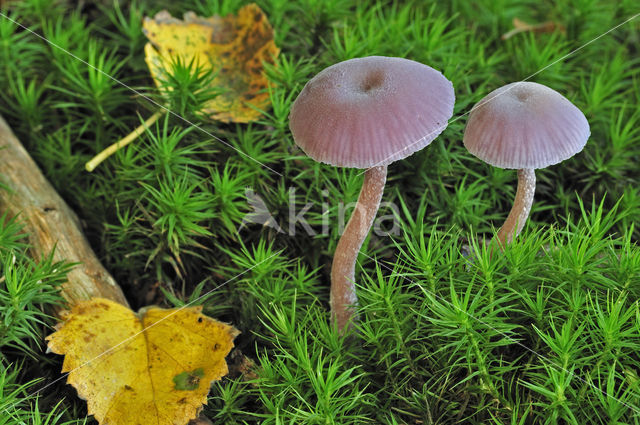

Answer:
[0,115,129,308]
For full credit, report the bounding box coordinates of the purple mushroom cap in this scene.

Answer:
[289,56,455,169]
[463,82,590,169]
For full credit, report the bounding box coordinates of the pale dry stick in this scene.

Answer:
[0,115,128,306]
[0,12,283,413]
[0,3,638,414]
[0,12,282,177]
[1,111,280,412]
[355,11,640,178]
[358,251,640,415]
[2,251,281,415]
[85,111,163,172]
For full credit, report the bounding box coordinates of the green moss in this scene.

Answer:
[0,0,639,422]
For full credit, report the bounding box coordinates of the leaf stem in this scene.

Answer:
[85,111,164,172]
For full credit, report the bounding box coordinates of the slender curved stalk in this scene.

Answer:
[496,168,536,246]
[85,111,163,172]
[331,165,387,333]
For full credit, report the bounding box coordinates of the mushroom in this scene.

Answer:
[463,81,590,247]
[289,56,454,332]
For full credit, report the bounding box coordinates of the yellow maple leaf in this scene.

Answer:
[46,298,239,425]
[143,3,280,123]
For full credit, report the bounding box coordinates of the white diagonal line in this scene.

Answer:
[357,12,640,177]
[0,10,284,415]
[1,251,280,415]
[0,11,283,177]
[1,4,638,419]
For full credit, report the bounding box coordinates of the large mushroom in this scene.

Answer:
[463,81,590,247]
[289,56,454,332]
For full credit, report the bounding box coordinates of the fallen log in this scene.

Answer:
[0,114,129,307]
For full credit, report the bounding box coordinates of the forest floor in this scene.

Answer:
[1,0,640,423]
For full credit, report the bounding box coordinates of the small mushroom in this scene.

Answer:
[463,81,590,246]
[289,56,454,332]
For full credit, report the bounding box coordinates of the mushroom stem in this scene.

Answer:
[331,165,387,333]
[496,168,536,246]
